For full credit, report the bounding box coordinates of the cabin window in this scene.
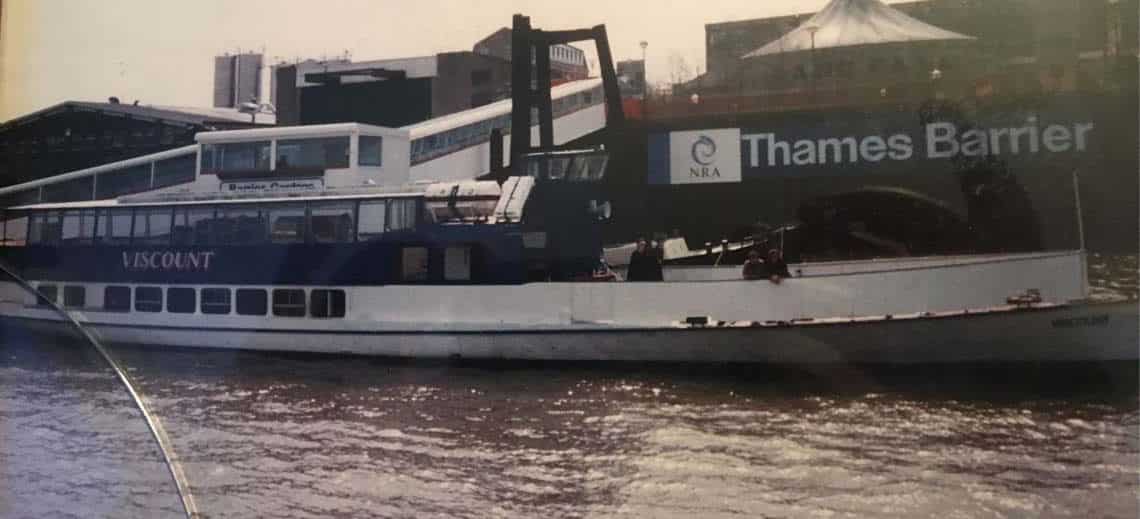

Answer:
[172,206,215,246]
[235,289,268,316]
[310,289,346,318]
[272,289,306,317]
[201,288,231,315]
[444,246,472,281]
[36,284,57,306]
[60,210,96,245]
[2,212,28,246]
[42,176,94,203]
[401,247,429,281]
[104,286,131,311]
[359,136,383,166]
[166,287,196,313]
[133,209,173,245]
[201,141,271,174]
[98,209,134,245]
[153,155,197,189]
[268,205,306,244]
[63,286,86,308]
[357,201,387,241]
[134,286,163,312]
[275,137,350,171]
[28,211,62,244]
[215,207,266,245]
[96,164,152,199]
[387,199,418,231]
[310,203,355,243]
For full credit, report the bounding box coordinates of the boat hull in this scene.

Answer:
[3,301,1134,363]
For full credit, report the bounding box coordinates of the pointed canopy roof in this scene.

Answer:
[743,0,973,58]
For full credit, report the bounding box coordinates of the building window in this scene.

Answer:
[235,289,267,316]
[357,200,387,241]
[134,286,163,312]
[272,289,306,317]
[310,202,355,243]
[36,284,57,307]
[63,286,86,308]
[104,286,131,311]
[275,137,349,171]
[268,205,306,244]
[201,141,271,174]
[310,289,346,318]
[359,136,383,166]
[401,247,429,281]
[201,288,231,315]
[167,287,196,313]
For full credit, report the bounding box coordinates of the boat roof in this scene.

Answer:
[0,145,199,198]
[8,186,425,211]
[196,122,405,144]
[743,0,973,58]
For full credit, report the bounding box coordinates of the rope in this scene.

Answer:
[0,262,198,518]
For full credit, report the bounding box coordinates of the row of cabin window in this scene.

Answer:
[408,86,602,164]
[18,198,419,246]
[36,284,346,318]
[199,136,382,174]
[0,154,197,209]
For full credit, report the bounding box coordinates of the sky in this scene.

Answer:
[0,0,850,121]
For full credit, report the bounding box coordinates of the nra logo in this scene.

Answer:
[667,129,741,185]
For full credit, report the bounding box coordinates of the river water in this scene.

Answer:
[1,255,1137,518]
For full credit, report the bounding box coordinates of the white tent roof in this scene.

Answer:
[743,0,973,58]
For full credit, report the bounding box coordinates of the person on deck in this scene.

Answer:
[627,238,662,281]
[742,250,765,280]
[765,249,791,284]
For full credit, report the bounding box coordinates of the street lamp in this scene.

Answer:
[806,25,820,101]
[639,41,648,100]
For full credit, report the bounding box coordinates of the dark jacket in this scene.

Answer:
[765,258,791,278]
[628,249,663,281]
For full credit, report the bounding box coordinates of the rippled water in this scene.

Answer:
[1,256,1137,518]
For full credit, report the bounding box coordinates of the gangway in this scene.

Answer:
[0,78,608,208]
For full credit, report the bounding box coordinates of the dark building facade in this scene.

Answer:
[272,52,512,127]
[0,101,270,188]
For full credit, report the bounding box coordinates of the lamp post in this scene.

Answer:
[806,25,819,102]
[639,40,648,100]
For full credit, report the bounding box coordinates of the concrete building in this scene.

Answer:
[473,28,589,82]
[691,0,1138,109]
[616,59,646,98]
[271,52,513,127]
[213,53,264,108]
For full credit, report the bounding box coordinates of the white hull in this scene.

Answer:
[2,250,1132,363]
[2,301,1135,363]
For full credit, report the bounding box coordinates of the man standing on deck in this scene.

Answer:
[627,238,662,281]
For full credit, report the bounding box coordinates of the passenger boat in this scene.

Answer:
[0,125,1134,363]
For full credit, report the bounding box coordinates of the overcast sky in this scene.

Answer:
[1,0,856,121]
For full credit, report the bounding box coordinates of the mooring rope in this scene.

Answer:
[0,262,198,518]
